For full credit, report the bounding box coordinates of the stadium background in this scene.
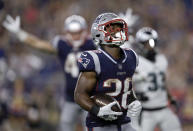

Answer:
[0,0,193,131]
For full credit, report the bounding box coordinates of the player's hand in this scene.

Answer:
[2,15,28,41]
[136,92,148,102]
[118,8,139,28]
[127,100,142,117]
[97,101,123,121]
[3,15,21,34]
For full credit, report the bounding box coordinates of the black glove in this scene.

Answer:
[136,92,149,102]
[170,98,179,112]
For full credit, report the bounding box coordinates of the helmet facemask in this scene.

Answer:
[134,27,158,61]
[98,19,128,46]
[137,39,157,61]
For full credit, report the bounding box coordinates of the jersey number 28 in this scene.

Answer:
[103,78,132,109]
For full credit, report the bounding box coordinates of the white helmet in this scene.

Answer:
[134,27,158,61]
[136,27,158,46]
[64,15,87,32]
[64,15,88,48]
[91,13,128,46]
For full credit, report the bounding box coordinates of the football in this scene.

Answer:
[91,94,121,112]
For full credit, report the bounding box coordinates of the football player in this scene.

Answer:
[2,14,96,131]
[74,13,142,131]
[132,27,182,131]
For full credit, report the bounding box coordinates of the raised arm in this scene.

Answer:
[2,15,57,54]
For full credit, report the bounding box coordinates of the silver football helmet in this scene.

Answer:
[64,15,87,32]
[91,13,128,46]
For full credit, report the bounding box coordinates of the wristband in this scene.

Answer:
[90,105,100,116]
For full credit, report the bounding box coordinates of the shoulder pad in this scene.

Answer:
[51,35,64,49]
[78,50,101,74]
[78,51,95,72]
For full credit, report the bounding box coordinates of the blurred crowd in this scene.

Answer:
[0,0,193,131]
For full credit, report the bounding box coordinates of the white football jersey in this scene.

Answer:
[133,53,168,108]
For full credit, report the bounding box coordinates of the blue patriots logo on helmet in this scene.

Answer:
[95,15,103,24]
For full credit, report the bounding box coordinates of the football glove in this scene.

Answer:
[127,100,142,117]
[97,101,123,121]
[170,98,179,112]
[136,92,149,102]
[2,15,28,41]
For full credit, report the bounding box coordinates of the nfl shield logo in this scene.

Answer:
[118,64,122,70]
